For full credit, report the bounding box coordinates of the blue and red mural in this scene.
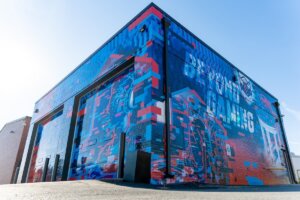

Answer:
[28,110,65,182]
[164,20,290,185]
[23,4,291,185]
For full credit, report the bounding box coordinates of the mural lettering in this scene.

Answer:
[184,53,254,134]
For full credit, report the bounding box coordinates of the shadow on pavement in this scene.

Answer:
[101,180,300,192]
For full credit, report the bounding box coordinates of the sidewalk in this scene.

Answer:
[0,180,300,200]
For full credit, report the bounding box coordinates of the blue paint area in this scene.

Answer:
[244,161,251,168]
[246,176,264,185]
[252,162,258,169]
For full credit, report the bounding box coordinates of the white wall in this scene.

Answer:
[0,117,30,184]
[291,154,300,183]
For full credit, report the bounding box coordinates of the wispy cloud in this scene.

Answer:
[288,141,300,145]
[281,102,300,122]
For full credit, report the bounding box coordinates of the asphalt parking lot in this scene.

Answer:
[0,180,300,200]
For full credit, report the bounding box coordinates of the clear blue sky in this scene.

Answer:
[0,0,299,154]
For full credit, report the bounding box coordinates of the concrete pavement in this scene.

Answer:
[0,180,300,200]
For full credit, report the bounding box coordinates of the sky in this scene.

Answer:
[0,0,300,154]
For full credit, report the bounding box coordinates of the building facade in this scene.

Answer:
[291,153,300,183]
[18,3,295,185]
[0,117,31,184]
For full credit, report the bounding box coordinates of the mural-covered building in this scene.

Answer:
[18,3,295,185]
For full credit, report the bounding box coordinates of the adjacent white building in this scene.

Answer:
[0,117,31,184]
[291,152,300,183]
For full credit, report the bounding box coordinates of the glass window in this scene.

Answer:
[28,110,64,182]
[69,67,135,180]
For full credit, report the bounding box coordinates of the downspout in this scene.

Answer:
[274,101,297,184]
[162,17,173,179]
